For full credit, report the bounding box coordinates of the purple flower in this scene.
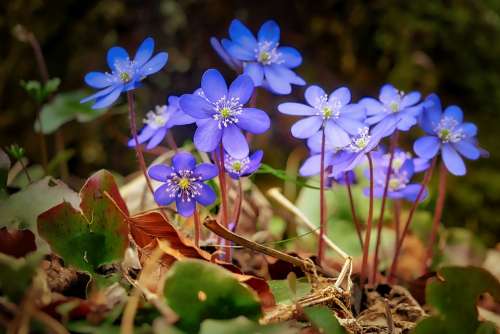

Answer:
[326,170,357,187]
[360,84,422,138]
[216,19,305,95]
[278,85,366,146]
[221,149,263,179]
[414,94,483,176]
[179,69,270,159]
[148,152,218,217]
[128,96,196,150]
[81,37,168,109]
[364,148,429,202]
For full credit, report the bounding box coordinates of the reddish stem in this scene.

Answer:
[194,206,201,247]
[346,173,363,250]
[372,131,398,283]
[127,91,155,197]
[166,131,178,151]
[393,200,401,252]
[318,129,327,265]
[422,162,447,273]
[388,157,437,283]
[231,179,243,233]
[216,143,231,262]
[360,152,374,287]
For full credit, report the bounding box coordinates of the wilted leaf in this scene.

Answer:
[35,91,107,134]
[37,170,128,275]
[0,251,43,301]
[0,228,36,258]
[199,316,299,334]
[0,176,79,249]
[412,266,500,334]
[304,306,347,334]
[163,259,262,332]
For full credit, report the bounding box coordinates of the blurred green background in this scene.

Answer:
[1,0,499,246]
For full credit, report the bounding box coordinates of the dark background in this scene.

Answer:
[1,0,499,245]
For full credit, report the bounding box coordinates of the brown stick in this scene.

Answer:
[194,206,201,247]
[203,218,332,277]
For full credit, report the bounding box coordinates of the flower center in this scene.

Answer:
[255,41,283,65]
[315,95,342,120]
[434,116,464,143]
[165,170,202,202]
[389,101,400,113]
[224,155,250,175]
[143,105,169,129]
[119,72,131,83]
[113,58,137,83]
[388,172,410,191]
[212,96,243,129]
[347,127,371,152]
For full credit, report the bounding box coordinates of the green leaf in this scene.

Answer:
[199,316,299,334]
[35,91,106,134]
[44,78,61,96]
[303,306,347,334]
[268,278,311,305]
[20,78,60,103]
[412,266,500,334]
[255,163,321,190]
[163,259,262,332]
[0,176,79,250]
[37,170,128,275]
[0,251,44,301]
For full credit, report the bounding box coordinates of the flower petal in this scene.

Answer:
[146,128,167,150]
[228,74,254,104]
[459,122,478,138]
[401,91,421,108]
[397,113,417,131]
[305,85,326,108]
[413,135,440,159]
[201,69,228,102]
[258,20,280,45]
[341,103,366,121]
[154,184,176,206]
[107,46,129,71]
[245,150,264,175]
[420,93,442,134]
[179,94,214,119]
[222,125,249,159]
[128,125,157,147]
[299,154,321,176]
[195,163,218,180]
[148,164,174,181]
[222,39,256,61]
[84,72,112,88]
[291,116,322,139]
[379,84,399,105]
[443,105,464,123]
[176,197,196,217]
[335,117,366,135]
[442,143,466,176]
[140,52,168,76]
[238,108,270,134]
[92,85,123,109]
[194,120,222,153]
[229,19,257,50]
[325,122,351,148]
[278,102,316,116]
[172,152,196,172]
[134,37,154,67]
[401,184,428,202]
[360,97,385,116]
[278,46,302,68]
[263,66,291,95]
[195,183,216,206]
[210,37,242,71]
[453,140,480,160]
[243,62,264,86]
[329,86,351,106]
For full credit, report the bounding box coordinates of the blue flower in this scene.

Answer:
[360,84,422,138]
[221,149,263,179]
[364,148,429,202]
[413,94,483,176]
[148,152,218,217]
[128,96,196,150]
[179,69,270,159]
[81,37,168,109]
[217,19,305,95]
[279,85,366,146]
[326,170,357,187]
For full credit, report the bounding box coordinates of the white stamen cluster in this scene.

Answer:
[254,41,283,65]
[212,96,243,129]
[314,94,342,120]
[143,105,169,129]
[347,127,371,152]
[434,116,465,143]
[224,155,249,175]
[164,170,202,202]
[113,58,138,83]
